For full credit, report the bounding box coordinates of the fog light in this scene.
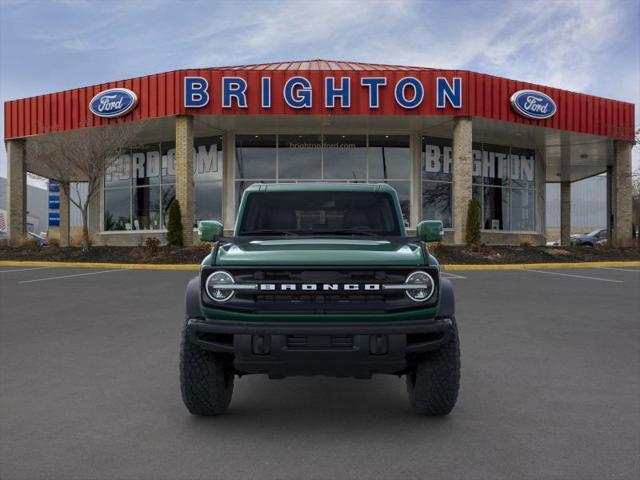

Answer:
[205,271,235,302]
[405,271,435,302]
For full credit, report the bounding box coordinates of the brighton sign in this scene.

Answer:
[89,88,138,118]
[183,75,464,110]
[510,89,557,120]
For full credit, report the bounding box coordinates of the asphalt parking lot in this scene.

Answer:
[1,265,639,480]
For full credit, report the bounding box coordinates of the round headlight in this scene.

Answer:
[205,271,235,302]
[405,271,435,302]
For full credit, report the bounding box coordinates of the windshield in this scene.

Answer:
[238,191,402,236]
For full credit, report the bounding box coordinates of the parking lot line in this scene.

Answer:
[597,267,640,273]
[441,272,466,279]
[0,267,53,273]
[525,269,624,283]
[18,269,127,284]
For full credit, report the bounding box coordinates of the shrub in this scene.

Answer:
[48,237,60,247]
[144,236,161,256]
[465,198,481,246]
[166,199,183,247]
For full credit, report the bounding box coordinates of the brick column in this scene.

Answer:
[175,115,194,246]
[222,132,236,232]
[610,141,633,247]
[409,133,422,228]
[560,181,571,246]
[452,117,473,244]
[59,182,70,247]
[6,139,27,245]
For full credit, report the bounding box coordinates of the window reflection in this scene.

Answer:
[278,134,322,179]
[323,134,366,180]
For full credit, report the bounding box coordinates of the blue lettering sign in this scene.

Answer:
[283,76,312,109]
[325,77,351,108]
[222,77,248,108]
[394,77,424,109]
[48,212,60,227]
[261,77,271,108]
[48,181,60,193]
[436,77,462,108]
[184,77,209,108]
[360,77,387,108]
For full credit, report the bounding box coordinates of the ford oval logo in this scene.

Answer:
[89,88,138,118]
[510,89,556,120]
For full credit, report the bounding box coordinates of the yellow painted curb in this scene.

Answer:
[1,260,639,271]
[0,260,200,270]
[443,261,640,271]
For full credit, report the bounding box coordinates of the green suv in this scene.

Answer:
[180,183,460,416]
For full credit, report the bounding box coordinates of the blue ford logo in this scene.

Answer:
[510,90,556,120]
[89,88,138,118]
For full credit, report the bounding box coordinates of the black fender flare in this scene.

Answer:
[437,277,455,319]
[185,276,203,319]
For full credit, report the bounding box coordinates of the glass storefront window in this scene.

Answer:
[482,143,510,187]
[323,134,366,180]
[105,153,131,188]
[483,186,509,230]
[161,185,176,227]
[161,142,176,184]
[194,136,222,183]
[236,135,277,179]
[133,186,161,230]
[422,136,452,183]
[369,135,410,179]
[422,181,452,228]
[104,188,131,231]
[132,143,161,187]
[422,136,537,232]
[195,181,223,225]
[278,134,322,179]
[509,147,535,189]
[510,188,535,231]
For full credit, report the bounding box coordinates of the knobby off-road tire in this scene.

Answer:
[180,319,234,416]
[406,316,460,416]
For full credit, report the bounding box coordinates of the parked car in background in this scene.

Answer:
[571,229,607,247]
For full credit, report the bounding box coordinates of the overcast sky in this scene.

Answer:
[1,0,638,180]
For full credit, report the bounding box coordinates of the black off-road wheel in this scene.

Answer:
[180,319,234,416]
[406,317,460,416]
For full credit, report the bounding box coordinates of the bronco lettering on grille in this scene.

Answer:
[258,283,381,291]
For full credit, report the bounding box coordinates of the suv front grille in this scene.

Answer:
[201,266,439,314]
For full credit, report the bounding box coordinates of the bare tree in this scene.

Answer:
[27,122,143,250]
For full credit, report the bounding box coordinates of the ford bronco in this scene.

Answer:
[180,183,460,416]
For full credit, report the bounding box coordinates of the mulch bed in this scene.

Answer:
[1,243,638,265]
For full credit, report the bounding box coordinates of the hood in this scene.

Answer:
[216,238,424,266]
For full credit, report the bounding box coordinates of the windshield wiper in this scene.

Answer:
[240,229,299,236]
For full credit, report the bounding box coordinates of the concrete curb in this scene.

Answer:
[1,260,639,271]
[0,261,200,270]
[443,261,640,271]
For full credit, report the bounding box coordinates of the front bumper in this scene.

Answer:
[187,317,453,378]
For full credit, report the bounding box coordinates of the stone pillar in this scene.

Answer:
[175,115,194,246]
[610,141,633,247]
[560,181,571,246]
[6,139,27,245]
[452,117,473,244]
[409,133,422,228]
[222,132,236,232]
[59,182,70,247]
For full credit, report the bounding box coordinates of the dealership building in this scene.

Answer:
[3,60,636,246]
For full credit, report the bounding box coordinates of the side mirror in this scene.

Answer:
[197,220,224,242]
[416,220,443,242]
